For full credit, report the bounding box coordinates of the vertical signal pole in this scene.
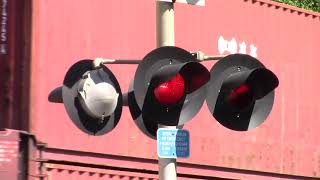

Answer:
[156,0,175,47]
[156,1,177,180]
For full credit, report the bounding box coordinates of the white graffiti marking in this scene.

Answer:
[218,35,258,58]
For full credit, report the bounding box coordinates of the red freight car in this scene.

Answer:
[1,0,320,179]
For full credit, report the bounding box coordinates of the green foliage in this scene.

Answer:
[272,0,320,12]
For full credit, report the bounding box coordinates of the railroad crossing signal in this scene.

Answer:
[127,46,210,139]
[48,52,279,136]
[48,51,279,136]
[48,60,122,135]
[206,54,279,131]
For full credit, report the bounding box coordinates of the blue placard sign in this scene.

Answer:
[157,128,190,158]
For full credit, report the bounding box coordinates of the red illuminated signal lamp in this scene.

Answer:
[154,73,185,105]
[225,83,254,111]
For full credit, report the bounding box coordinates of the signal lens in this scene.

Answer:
[225,83,254,110]
[154,73,185,105]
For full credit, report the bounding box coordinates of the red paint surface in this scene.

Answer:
[28,0,320,179]
[45,163,158,180]
[0,130,23,180]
